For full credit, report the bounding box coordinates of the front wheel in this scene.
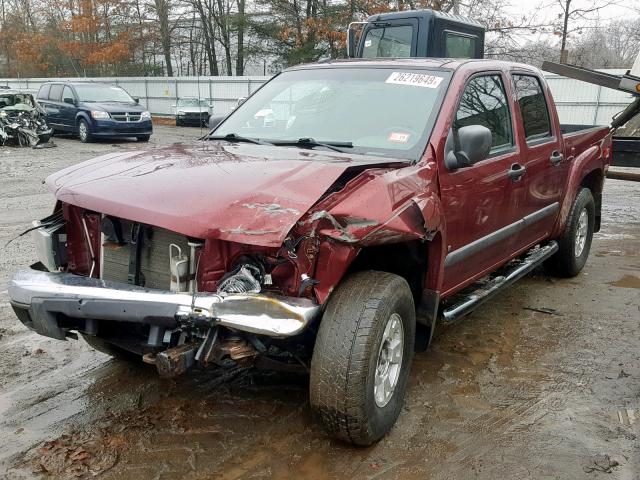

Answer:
[78,119,92,143]
[546,187,595,277]
[310,271,415,445]
[137,135,151,142]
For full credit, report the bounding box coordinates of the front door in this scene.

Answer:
[439,72,523,295]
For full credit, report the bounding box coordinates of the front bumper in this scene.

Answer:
[9,268,320,340]
[92,119,153,137]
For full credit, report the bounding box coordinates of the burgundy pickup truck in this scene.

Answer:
[9,59,611,445]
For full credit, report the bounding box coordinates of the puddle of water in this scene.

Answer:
[615,409,638,426]
[608,275,640,289]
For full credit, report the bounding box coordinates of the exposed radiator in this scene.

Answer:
[101,219,190,290]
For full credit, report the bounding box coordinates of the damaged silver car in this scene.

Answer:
[0,90,53,147]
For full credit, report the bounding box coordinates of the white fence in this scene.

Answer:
[0,76,270,117]
[544,70,632,125]
[0,70,634,125]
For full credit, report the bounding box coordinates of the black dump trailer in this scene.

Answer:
[347,10,485,60]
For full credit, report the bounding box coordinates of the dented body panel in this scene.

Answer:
[46,142,409,248]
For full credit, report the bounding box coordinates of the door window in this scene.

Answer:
[444,33,476,58]
[512,75,552,141]
[62,86,75,103]
[49,84,63,101]
[361,25,413,58]
[455,74,513,152]
[37,84,50,100]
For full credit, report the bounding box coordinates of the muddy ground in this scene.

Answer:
[0,127,638,479]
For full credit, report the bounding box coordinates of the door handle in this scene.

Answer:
[507,163,526,181]
[550,150,564,166]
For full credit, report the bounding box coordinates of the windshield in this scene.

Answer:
[74,85,134,103]
[213,67,450,160]
[362,25,414,58]
[178,99,209,107]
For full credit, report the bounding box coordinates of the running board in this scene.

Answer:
[440,241,559,324]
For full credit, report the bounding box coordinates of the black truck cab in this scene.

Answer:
[348,10,485,59]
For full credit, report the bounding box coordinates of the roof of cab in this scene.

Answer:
[365,9,484,28]
[288,57,541,74]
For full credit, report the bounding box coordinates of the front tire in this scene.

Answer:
[78,119,92,143]
[137,135,151,142]
[546,187,595,277]
[310,271,415,445]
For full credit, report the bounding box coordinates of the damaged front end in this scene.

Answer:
[9,205,321,378]
[0,91,53,147]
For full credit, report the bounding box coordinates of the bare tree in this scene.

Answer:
[153,0,175,76]
[555,0,620,63]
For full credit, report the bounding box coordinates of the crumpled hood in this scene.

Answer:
[46,142,407,247]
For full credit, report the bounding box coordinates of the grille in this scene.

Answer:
[113,127,147,134]
[111,112,142,122]
[101,219,190,290]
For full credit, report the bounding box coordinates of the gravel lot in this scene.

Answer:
[0,125,639,479]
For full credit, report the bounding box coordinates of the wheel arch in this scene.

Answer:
[75,112,92,132]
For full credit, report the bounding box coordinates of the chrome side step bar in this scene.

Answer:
[440,241,559,324]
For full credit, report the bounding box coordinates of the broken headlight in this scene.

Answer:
[32,210,67,272]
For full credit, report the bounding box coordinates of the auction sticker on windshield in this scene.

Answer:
[385,72,443,89]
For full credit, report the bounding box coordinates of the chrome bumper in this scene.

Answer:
[8,268,320,339]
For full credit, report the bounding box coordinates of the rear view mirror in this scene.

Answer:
[63,97,75,105]
[445,125,492,170]
[236,97,247,107]
[133,98,140,104]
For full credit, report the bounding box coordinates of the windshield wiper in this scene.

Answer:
[207,133,272,145]
[271,137,353,153]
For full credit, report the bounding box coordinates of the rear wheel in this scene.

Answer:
[77,119,92,143]
[546,187,595,277]
[310,271,415,445]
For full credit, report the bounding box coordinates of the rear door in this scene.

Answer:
[59,85,77,129]
[439,72,523,295]
[509,73,567,251]
[45,84,64,128]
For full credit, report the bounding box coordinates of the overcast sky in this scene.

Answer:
[498,0,638,46]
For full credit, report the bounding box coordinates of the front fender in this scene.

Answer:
[302,159,446,304]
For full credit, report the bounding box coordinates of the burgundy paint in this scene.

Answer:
[55,59,611,307]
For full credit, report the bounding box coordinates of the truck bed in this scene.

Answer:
[561,124,611,167]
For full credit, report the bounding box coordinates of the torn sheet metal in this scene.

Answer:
[298,163,442,246]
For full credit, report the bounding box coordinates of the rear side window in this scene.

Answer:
[37,84,51,100]
[455,74,513,151]
[361,25,413,58]
[444,33,476,58]
[513,75,552,141]
[49,84,63,101]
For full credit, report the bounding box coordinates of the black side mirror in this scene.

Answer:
[445,125,493,170]
[63,97,75,105]
[133,98,140,104]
